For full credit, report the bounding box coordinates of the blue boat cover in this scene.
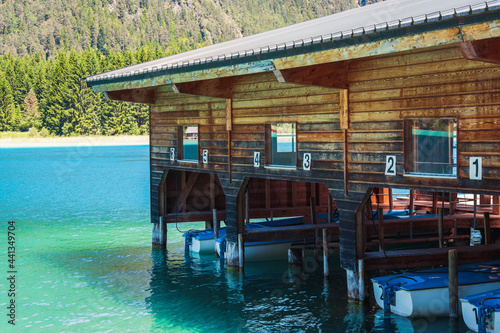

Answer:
[461,289,500,306]
[372,261,500,291]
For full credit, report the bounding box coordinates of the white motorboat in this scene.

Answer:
[372,261,500,317]
[184,216,304,254]
[461,289,500,332]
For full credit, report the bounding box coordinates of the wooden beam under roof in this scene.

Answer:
[174,76,234,99]
[275,61,349,89]
[105,87,156,104]
[459,36,500,65]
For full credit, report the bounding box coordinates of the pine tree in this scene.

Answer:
[21,88,40,131]
[0,69,15,131]
[41,51,71,135]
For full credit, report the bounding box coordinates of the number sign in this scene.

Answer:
[385,155,396,176]
[203,150,209,164]
[254,152,260,167]
[470,157,482,180]
[170,147,175,161]
[303,153,311,171]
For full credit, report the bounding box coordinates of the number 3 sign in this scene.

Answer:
[385,155,396,176]
[303,153,311,171]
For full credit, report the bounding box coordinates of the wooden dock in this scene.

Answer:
[363,244,500,271]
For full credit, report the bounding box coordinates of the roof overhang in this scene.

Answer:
[86,3,500,96]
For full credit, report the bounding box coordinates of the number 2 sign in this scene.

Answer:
[385,155,396,176]
[470,157,482,180]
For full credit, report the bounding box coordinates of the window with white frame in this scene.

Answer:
[178,125,199,161]
[404,118,457,177]
[265,122,297,167]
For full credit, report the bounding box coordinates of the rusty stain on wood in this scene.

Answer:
[339,88,349,130]
[459,37,500,65]
[226,99,233,131]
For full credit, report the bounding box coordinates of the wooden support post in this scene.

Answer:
[159,216,167,248]
[450,192,457,215]
[480,195,491,206]
[343,129,349,196]
[310,196,318,249]
[238,233,244,271]
[245,189,249,225]
[226,99,232,183]
[311,196,319,260]
[378,207,384,252]
[288,248,304,266]
[355,210,365,260]
[484,212,491,245]
[494,196,500,215]
[210,173,215,210]
[328,194,333,223]
[474,194,478,229]
[438,208,444,248]
[388,188,393,211]
[176,172,200,212]
[292,181,298,207]
[449,249,459,319]
[346,259,365,301]
[213,209,219,257]
[323,228,329,278]
[310,196,317,225]
[265,179,271,210]
[432,192,438,215]
[409,189,415,216]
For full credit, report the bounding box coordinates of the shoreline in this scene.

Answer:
[0,135,149,148]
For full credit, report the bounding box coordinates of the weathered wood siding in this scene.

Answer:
[150,86,229,224]
[149,43,500,269]
[348,44,500,192]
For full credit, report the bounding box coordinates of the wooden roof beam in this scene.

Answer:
[105,87,156,104]
[459,36,500,65]
[273,61,349,89]
[174,76,234,99]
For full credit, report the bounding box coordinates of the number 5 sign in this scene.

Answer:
[385,155,396,176]
[470,157,482,180]
[203,149,209,164]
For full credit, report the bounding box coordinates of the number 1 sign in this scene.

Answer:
[470,157,482,180]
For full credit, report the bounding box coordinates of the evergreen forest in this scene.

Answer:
[0,0,377,136]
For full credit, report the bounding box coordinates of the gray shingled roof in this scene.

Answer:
[84,0,500,85]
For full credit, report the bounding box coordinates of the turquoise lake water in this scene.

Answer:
[0,145,465,332]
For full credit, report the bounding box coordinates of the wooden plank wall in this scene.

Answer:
[149,87,228,224]
[149,43,500,267]
[348,44,500,193]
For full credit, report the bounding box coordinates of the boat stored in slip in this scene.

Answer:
[183,216,305,254]
[372,261,500,317]
[461,289,500,333]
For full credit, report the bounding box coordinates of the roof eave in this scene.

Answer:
[85,9,500,92]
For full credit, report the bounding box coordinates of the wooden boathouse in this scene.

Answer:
[84,0,500,300]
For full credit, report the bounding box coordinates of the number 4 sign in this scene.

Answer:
[470,157,482,180]
[254,152,260,167]
[385,155,396,176]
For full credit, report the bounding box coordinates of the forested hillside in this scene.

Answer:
[0,0,379,136]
